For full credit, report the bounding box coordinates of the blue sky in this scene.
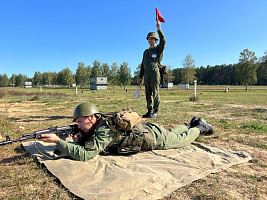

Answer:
[1,0,266,78]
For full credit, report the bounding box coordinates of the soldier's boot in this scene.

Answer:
[151,109,159,118]
[142,109,153,118]
[185,117,199,128]
[195,118,214,135]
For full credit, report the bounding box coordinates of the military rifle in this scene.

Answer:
[0,124,79,146]
[0,124,80,159]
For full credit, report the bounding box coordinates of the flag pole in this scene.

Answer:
[156,8,159,22]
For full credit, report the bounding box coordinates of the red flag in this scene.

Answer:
[156,8,165,23]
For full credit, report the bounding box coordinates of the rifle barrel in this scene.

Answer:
[0,137,30,145]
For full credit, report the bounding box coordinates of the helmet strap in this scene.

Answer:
[87,115,94,124]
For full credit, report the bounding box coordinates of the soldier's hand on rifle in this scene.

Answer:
[71,132,83,143]
[39,134,59,143]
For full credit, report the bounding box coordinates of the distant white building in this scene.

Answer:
[178,84,189,89]
[24,81,32,88]
[161,82,174,88]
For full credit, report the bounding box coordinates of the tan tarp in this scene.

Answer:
[23,141,252,200]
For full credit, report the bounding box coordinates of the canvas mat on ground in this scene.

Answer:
[23,141,252,200]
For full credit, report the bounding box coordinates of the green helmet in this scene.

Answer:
[146,31,158,40]
[73,102,99,121]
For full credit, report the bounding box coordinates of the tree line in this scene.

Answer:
[170,49,267,90]
[0,49,266,88]
[0,61,132,89]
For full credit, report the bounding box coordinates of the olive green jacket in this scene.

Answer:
[56,117,120,161]
[139,29,166,79]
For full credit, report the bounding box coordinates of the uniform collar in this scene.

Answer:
[149,44,157,49]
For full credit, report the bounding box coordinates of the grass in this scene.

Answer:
[0,85,267,199]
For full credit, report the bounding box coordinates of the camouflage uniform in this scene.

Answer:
[55,116,200,161]
[139,29,166,114]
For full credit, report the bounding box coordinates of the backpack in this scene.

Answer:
[104,110,142,132]
[102,110,153,155]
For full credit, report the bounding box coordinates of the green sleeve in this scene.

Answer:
[157,29,166,63]
[157,29,166,51]
[56,124,117,161]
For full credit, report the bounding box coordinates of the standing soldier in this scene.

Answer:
[138,20,166,118]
